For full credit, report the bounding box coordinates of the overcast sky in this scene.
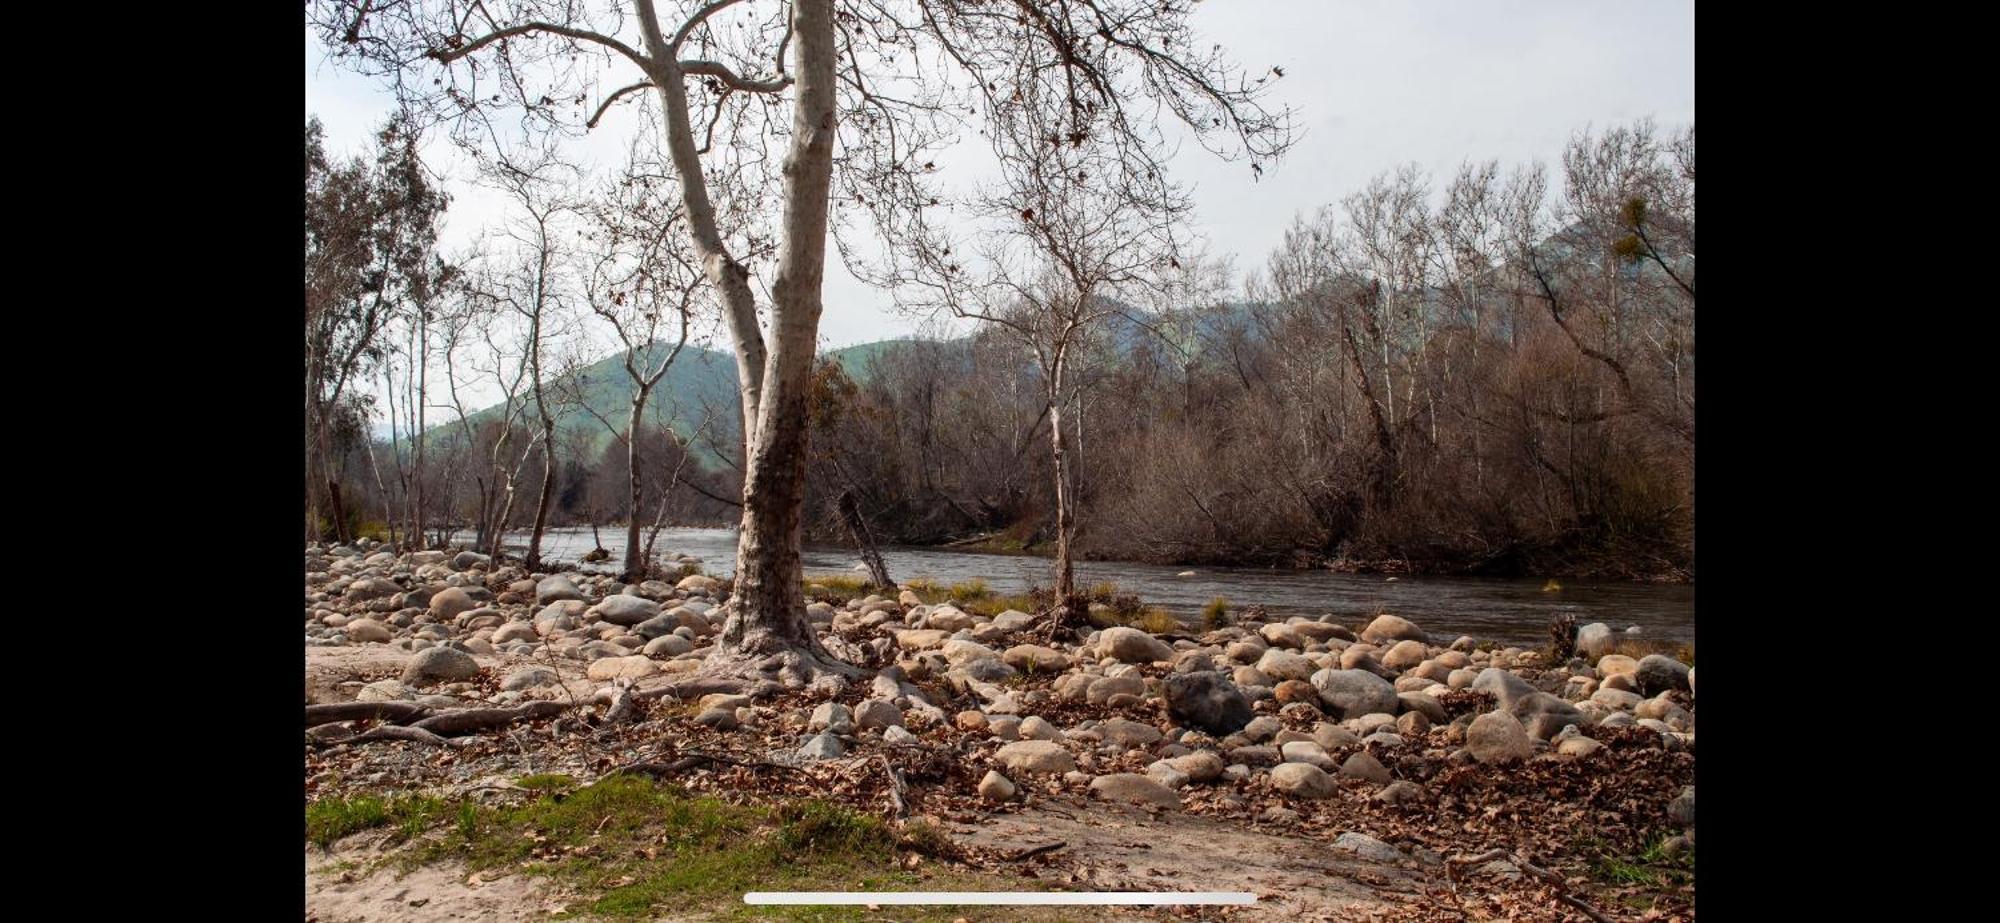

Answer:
[307,0,1692,356]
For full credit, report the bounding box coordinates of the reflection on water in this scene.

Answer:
[480,526,1693,647]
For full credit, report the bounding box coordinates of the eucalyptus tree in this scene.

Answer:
[312,0,1292,693]
[304,113,448,543]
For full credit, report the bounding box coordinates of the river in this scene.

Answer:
[476,526,1693,647]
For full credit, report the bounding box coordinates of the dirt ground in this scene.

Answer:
[305,798,1412,923]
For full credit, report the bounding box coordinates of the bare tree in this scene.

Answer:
[314,0,1294,692]
[579,150,700,582]
[305,114,448,543]
[478,144,587,571]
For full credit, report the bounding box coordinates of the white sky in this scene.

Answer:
[307,0,1692,358]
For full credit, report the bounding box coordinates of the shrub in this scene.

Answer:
[1201,597,1231,630]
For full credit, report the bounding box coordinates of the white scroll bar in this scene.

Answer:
[745,892,1257,905]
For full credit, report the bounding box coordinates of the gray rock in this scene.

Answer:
[535,576,586,605]
[1311,669,1399,720]
[1668,786,1695,828]
[1361,615,1425,643]
[346,618,393,643]
[1162,671,1253,735]
[1466,711,1533,765]
[591,594,661,627]
[355,679,413,702]
[1098,718,1164,750]
[694,707,739,730]
[979,770,1018,802]
[1089,773,1181,809]
[428,587,477,620]
[854,699,904,731]
[1332,831,1406,863]
[797,731,844,760]
[1471,667,1537,710]
[1635,655,1692,697]
[1340,750,1392,784]
[500,666,558,691]
[1168,750,1226,783]
[1268,762,1336,798]
[995,740,1076,775]
[810,702,854,735]
[1241,715,1282,743]
[1374,780,1428,805]
[1575,622,1615,658]
[402,647,479,685]
[1097,627,1175,664]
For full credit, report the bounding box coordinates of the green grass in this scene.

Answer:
[803,574,872,599]
[517,773,578,791]
[313,776,1102,921]
[306,792,450,850]
[947,578,992,600]
[1582,833,1695,889]
[896,577,1037,618]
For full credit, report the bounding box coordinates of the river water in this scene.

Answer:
[481,526,1693,647]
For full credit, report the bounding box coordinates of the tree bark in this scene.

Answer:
[838,489,895,591]
[624,394,647,581]
[705,0,858,691]
[1048,392,1075,600]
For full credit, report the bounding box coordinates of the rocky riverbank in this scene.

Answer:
[305,539,1695,921]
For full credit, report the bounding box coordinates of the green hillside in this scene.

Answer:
[440,339,916,470]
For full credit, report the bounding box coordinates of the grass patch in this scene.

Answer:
[1201,597,1231,631]
[1582,833,1695,889]
[804,574,873,600]
[1606,636,1695,665]
[389,776,994,919]
[947,578,993,601]
[306,792,450,850]
[517,773,577,792]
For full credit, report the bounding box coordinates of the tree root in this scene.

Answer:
[344,725,465,748]
[639,645,867,701]
[304,701,432,727]
[410,700,573,736]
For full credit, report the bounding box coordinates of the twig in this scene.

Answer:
[878,754,907,818]
[1002,841,1067,862]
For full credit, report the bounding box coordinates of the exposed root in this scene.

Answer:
[641,633,870,702]
[304,701,433,727]
[409,700,573,736]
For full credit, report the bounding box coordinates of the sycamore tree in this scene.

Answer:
[312,0,1293,696]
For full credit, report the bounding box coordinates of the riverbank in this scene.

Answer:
[306,539,1695,921]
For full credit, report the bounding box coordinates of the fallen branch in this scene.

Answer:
[1447,849,1616,923]
[1000,839,1064,863]
[411,700,573,736]
[304,701,433,727]
[342,725,463,748]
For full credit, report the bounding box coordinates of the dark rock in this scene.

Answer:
[1163,671,1253,736]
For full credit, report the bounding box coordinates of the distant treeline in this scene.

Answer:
[313,121,1691,581]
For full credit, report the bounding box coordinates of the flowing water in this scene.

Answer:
[481,526,1693,647]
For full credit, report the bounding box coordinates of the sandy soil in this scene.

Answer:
[306,834,561,923]
[953,799,1408,921]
